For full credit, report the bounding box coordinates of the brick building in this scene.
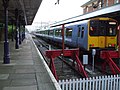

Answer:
[81,0,120,14]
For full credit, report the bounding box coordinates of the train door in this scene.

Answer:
[98,36,105,48]
[89,20,106,49]
[98,21,107,48]
[77,25,85,47]
[77,25,81,47]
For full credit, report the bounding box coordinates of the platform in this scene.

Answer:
[0,34,61,90]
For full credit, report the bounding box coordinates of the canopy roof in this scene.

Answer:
[0,0,42,25]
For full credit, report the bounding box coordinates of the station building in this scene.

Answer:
[81,0,120,14]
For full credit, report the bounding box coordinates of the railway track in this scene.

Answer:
[32,35,116,80]
[32,36,82,80]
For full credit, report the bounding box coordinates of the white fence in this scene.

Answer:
[58,75,120,90]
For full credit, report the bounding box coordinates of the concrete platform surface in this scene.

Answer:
[0,33,61,90]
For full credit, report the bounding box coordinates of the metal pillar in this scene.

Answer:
[19,15,21,44]
[11,19,14,42]
[118,25,120,65]
[100,50,120,74]
[62,24,65,55]
[15,9,19,49]
[2,0,10,64]
[23,22,25,40]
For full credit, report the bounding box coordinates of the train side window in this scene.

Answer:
[46,30,49,35]
[49,30,53,36]
[58,29,62,36]
[48,30,50,35]
[46,30,48,35]
[66,28,72,38]
[81,27,84,38]
[55,29,61,37]
[55,30,58,36]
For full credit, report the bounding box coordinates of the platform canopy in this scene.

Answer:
[0,0,42,25]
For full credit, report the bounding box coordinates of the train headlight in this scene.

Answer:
[108,44,112,47]
[89,44,94,47]
[111,44,115,47]
[108,44,115,47]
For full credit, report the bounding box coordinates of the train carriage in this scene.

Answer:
[35,17,118,52]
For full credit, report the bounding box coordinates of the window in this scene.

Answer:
[89,20,117,36]
[86,6,88,13]
[78,26,81,37]
[89,20,99,36]
[98,2,102,9]
[66,28,72,38]
[81,27,84,38]
[99,25,106,36]
[107,22,116,36]
[55,29,61,37]
[114,0,119,4]
[106,0,108,6]
[45,30,48,35]
[49,30,54,36]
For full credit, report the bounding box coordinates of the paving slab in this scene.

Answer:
[10,78,37,86]
[9,73,36,79]
[0,74,9,80]
[3,85,37,90]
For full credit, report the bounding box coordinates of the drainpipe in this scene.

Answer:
[2,0,10,64]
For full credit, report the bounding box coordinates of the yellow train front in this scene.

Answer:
[88,17,117,51]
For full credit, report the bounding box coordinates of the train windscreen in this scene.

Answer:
[89,20,117,36]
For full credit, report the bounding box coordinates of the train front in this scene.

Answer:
[88,17,118,51]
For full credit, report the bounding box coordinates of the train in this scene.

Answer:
[35,17,118,54]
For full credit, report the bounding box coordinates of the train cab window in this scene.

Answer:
[81,27,84,38]
[99,25,106,36]
[107,27,116,36]
[66,28,72,38]
[90,20,117,36]
[106,22,117,36]
[89,20,99,36]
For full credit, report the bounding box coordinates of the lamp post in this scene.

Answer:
[23,21,25,41]
[11,19,14,42]
[2,0,10,64]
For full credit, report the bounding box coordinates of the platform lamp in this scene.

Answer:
[2,0,10,64]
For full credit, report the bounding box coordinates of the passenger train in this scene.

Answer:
[35,17,118,55]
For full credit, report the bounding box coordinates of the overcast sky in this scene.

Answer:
[32,0,89,25]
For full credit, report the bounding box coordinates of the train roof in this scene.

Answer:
[50,17,117,29]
